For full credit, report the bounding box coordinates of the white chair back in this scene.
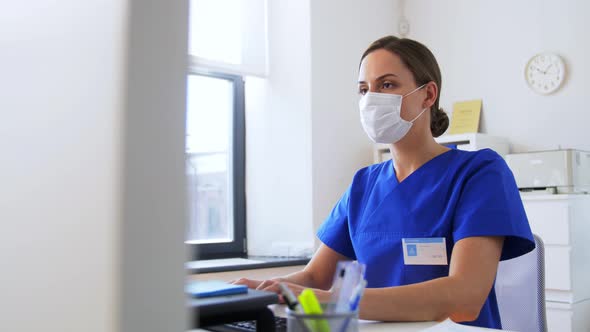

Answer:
[495,234,547,332]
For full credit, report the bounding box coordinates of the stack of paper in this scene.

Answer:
[420,319,516,332]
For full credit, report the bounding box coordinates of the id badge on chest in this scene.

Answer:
[402,237,448,265]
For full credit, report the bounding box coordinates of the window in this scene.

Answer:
[186,0,266,260]
[186,71,245,259]
[188,0,268,77]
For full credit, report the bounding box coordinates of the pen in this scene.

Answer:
[337,280,366,332]
[348,279,367,311]
[278,282,304,313]
[298,289,330,332]
[279,283,312,332]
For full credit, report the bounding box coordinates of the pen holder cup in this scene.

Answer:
[286,304,358,332]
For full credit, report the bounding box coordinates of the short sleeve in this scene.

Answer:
[316,186,357,260]
[453,155,535,261]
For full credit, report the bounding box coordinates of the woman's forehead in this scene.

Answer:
[358,49,410,82]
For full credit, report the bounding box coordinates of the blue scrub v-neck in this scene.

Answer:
[390,148,455,185]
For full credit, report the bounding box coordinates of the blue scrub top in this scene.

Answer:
[316,148,534,329]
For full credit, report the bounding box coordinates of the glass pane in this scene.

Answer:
[189,0,242,64]
[186,75,234,244]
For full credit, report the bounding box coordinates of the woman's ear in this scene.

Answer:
[423,82,438,109]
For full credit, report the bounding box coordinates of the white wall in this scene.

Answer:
[404,0,590,152]
[0,1,187,331]
[246,0,400,255]
[245,0,314,256]
[309,0,399,241]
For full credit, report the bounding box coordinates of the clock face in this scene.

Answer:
[525,53,565,94]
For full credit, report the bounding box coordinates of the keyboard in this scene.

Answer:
[206,316,287,332]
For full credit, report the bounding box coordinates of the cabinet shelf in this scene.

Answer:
[373,133,510,163]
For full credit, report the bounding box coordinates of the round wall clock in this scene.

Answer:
[525,53,566,95]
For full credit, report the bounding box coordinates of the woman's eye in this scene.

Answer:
[358,87,368,95]
[382,82,395,89]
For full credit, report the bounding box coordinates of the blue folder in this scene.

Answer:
[186,280,248,298]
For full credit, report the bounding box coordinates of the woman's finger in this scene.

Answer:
[232,278,262,289]
[261,282,280,293]
[256,279,275,290]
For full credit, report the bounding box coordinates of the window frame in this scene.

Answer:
[187,69,246,260]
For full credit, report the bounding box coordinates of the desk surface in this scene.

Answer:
[271,304,437,332]
[192,304,507,332]
[192,266,504,332]
[191,303,437,332]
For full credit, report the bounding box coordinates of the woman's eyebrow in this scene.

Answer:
[358,73,398,84]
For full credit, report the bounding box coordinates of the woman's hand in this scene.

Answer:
[230,277,267,289]
[231,278,332,304]
[230,277,289,290]
[257,280,333,304]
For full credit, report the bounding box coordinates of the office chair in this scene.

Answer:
[495,234,547,332]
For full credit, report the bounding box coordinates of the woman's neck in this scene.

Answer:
[389,133,449,182]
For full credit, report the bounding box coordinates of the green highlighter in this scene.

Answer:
[298,289,330,332]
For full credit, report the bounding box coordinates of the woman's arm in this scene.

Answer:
[233,244,350,294]
[359,236,504,322]
[280,244,350,289]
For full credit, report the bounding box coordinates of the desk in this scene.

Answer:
[191,268,503,331]
[191,303,436,331]
[271,304,437,332]
[192,304,509,332]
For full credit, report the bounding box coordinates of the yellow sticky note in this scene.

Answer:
[448,99,482,134]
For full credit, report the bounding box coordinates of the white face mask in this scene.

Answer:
[359,84,428,144]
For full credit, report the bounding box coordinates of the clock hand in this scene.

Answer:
[543,63,553,74]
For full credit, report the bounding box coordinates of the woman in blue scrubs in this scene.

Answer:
[234,36,534,329]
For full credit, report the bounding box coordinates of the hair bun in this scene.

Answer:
[430,107,449,137]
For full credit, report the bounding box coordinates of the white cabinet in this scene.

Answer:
[522,194,590,332]
[373,133,510,163]
[546,301,590,332]
[435,133,510,156]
